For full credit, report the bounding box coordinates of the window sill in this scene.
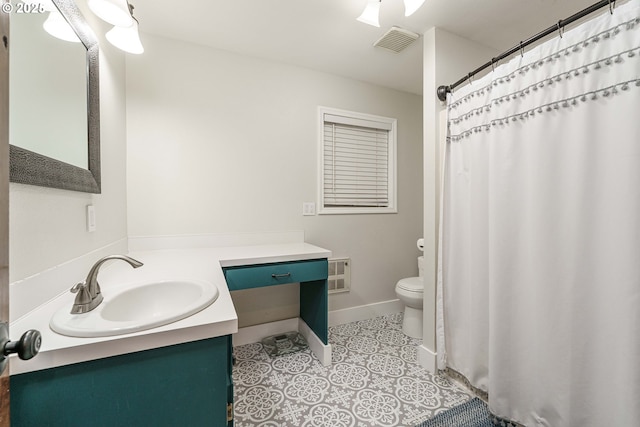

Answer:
[318,207,398,215]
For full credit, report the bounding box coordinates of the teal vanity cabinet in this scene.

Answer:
[223,259,329,345]
[10,258,327,426]
[11,335,234,427]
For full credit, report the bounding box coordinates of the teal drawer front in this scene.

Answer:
[224,259,328,291]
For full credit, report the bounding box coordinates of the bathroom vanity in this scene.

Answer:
[9,241,331,427]
[11,335,233,426]
[222,258,330,361]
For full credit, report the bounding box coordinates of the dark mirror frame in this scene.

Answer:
[9,0,100,193]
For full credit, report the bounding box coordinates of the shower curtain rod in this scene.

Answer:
[436,0,617,101]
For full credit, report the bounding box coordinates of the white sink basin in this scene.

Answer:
[50,279,219,338]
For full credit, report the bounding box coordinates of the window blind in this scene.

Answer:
[323,116,390,208]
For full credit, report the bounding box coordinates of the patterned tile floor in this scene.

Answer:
[233,313,472,426]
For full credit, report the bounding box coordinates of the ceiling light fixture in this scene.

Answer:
[357,0,426,27]
[88,0,133,27]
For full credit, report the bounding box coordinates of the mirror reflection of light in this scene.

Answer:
[88,0,133,27]
[43,9,80,43]
[106,18,144,54]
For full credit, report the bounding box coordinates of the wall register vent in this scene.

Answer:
[328,258,350,294]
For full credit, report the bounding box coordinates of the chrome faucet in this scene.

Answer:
[70,255,144,314]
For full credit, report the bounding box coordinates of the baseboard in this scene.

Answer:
[328,299,403,326]
[215,299,404,344]
[418,344,437,373]
[232,317,331,366]
[298,319,332,366]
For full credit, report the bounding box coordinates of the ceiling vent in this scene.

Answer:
[373,26,420,53]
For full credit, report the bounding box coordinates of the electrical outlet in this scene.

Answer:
[302,202,316,216]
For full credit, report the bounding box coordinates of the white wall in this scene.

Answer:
[126,34,423,325]
[9,7,128,284]
[421,28,499,365]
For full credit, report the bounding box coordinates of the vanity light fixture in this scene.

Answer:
[87,0,133,27]
[43,9,81,42]
[357,0,382,27]
[403,0,426,16]
[90,1,144,54]
[356,0,426,27]
[105,5,143,54]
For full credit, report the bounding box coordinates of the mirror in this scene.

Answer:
[10,5,87,169]
[9,0,101,193]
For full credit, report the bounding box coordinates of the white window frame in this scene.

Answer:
[318,106,397,215]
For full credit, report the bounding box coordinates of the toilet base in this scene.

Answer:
[402,306,423,339]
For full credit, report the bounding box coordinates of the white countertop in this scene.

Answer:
[10,242,331,375]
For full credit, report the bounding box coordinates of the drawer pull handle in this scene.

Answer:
[272,273,291,279]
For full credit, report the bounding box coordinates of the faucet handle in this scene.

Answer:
[70,281,86,293]
[70,281,92,307]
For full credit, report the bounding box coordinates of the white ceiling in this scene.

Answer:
[134,0,603,95]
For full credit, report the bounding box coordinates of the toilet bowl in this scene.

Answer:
[395,256,424,338]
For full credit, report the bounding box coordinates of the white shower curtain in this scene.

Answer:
[437,1,640,426]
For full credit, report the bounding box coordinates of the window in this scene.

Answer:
[318,107,397,214]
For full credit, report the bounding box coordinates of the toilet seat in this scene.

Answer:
[396,277,423,293]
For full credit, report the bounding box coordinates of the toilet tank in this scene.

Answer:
[418,256,424,277]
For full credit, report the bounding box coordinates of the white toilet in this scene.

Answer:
[395,256,424,339]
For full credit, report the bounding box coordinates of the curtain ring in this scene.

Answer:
[491,58,496,72]
[468,72,474,85]
[557,21,564,38]
[608,0,616,14]
[520,41,524,57]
